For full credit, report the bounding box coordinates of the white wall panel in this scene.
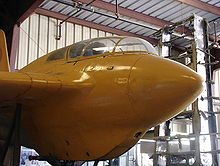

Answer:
[83,26,90,40]
[38,15,48,57]
[28,14,39,64]
[91,29,98,38]
[98,30,106,37]
[17,18,29,69]
[66,22,74,46]
[48,17,57,53]
[16,13,116,69]
[106,32,113,37]
[75,24,82,42]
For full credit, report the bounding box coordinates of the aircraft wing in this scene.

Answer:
[0,70,95,150]
[0,70,95,151]
[0,71,61,104]
[0,30,10,72]
[0,29,94,111]
[0,71,95,107]
[0,71,63,149]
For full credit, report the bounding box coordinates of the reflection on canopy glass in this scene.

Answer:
[47,47,68,61]
[83,38,120,56]
[48,36,157,62]
[69,40,89,59]
[115,37,156,53]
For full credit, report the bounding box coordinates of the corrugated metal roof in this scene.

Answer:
[39,0,220,48]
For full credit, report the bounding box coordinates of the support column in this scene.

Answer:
[153,126,159,166]
[9,24,20,72]
[193,14,218,165]
[93,160,99,166]
[191,40,201,166]
[159,26,171,166]
[12,104,22,166]
[0,104,22,166]
[204,18,218,166]
[159,26,171,58]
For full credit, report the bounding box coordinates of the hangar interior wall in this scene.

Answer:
[15,13,114,70]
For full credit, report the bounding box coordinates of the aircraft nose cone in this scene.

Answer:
[129,55,203,125]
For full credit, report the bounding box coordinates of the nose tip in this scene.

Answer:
[177,70,203,98]
[129,55,203,122]
[158,61,204,99]
[130,56,203,97]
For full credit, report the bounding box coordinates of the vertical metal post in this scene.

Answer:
[204,18,218,165]
[159,26,171,58]
[191,99,201,166]
[153,126,159,166]
[165,139,170,166]
[165,121,170,166]
[109,159,113,166]
[191,39,201,165]
[135,144,138,166]
[213,22,217,43]
[0,104,22,166]
[93,160,99,166]
[160,27,171,166]
[126,151,129,166]
[191,14,207,166]
[9,24,20,71]
[12,104,22,166]
[193,14,218,165]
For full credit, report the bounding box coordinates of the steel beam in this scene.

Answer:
[75,0,188,34]
[203,19,218,166]
[9,25,20,72]
[17,0,44,25]
[193,14,218,165]
[0,104,22,166]
[176,0,220,16]
[159,27,171,57]
[12,104,22,166]
[75,0,219,42]
[35,8,158,45]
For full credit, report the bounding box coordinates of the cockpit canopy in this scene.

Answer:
[47,36,157,61]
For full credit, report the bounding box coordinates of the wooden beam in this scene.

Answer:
[35,8,158,45]
[175,0,220,16]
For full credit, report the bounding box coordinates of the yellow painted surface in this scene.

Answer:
[0,30,10,72]
[0,36,203,161]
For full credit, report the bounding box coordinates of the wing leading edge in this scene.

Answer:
[0,71,61,105]
[0,30,10,72]
[0,70,95,107]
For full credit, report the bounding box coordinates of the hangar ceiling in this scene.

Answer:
[37,0,220,48]
[0,0,220,56]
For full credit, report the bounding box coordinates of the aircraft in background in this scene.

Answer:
[0,30,203,165]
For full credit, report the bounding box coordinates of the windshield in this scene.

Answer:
[47,47,68,61]
[69,40,89,59]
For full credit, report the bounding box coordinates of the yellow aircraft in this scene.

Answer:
[0,30,203,164]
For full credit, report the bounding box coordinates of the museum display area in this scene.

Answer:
[0,0,220,166]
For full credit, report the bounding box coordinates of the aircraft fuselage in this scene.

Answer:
[0,36,203,161]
